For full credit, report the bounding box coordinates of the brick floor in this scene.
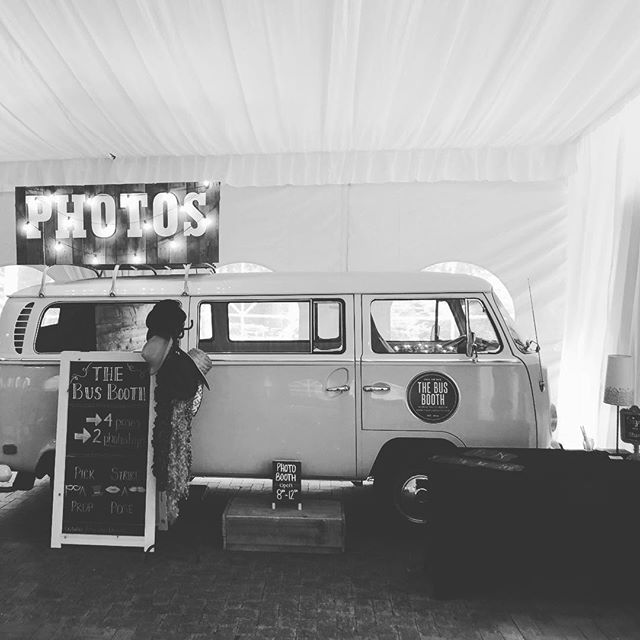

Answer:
[1,477,639,639]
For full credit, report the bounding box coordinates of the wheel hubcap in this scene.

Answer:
[395,473,431,524]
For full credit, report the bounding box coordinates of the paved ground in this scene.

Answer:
[1,477,639,639]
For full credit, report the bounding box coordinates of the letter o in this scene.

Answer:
[152,192,179,237]
[91,195,117,238]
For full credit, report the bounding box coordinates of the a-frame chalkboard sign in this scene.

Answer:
[51,352,156,551]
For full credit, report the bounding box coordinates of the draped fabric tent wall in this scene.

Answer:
[1,0,640,447]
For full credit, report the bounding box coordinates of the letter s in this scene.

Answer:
[183,192,207,237]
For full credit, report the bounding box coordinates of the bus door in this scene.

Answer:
[189,296,358,478]
[360,294,536,448]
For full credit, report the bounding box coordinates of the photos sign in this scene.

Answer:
[16,181,219,268]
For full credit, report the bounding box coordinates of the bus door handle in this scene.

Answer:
[326,384,350,393]
[363,384,390,393]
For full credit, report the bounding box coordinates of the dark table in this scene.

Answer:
[426,448,640,598]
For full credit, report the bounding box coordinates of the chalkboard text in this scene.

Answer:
[272,460,302,507]
[70,365,147,402]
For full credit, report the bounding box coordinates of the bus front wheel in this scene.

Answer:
[376,463,434,526]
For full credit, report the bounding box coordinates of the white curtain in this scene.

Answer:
[557,96,640,448]
[220,185,346,271]
[0,191,14,263]
[347,181,567,394]
[3,179,568,402]
[207,180,569,396]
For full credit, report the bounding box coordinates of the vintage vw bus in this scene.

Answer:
[0,269,555,523]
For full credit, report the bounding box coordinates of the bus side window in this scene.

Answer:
[198,299,345,354]
[198,302,215,350]
[313,300,345,353]
[34,302,153,353]
[466,299,502,353]
[35,304,96,353]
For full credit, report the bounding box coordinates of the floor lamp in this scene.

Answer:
[603,354,634,454]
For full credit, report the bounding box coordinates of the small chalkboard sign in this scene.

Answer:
[621,406,640,445]
[272,460,302,509]
[51,352,155,550]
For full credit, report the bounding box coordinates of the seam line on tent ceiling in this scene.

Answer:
[0,145,570,163]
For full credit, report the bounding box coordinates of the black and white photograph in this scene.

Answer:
[1,1,640,638]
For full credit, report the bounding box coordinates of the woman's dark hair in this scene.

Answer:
[146,299,190,341]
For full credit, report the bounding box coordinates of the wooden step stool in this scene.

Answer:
[222,496,345,553]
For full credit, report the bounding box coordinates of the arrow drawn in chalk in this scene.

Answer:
[85,414,102,426]
[74,428,91,444]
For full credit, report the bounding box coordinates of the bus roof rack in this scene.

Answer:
[34,262,217,297]
[38,264,101,297]
[182,263,217,296]
[107,262,217,297]
[109,264,159,296]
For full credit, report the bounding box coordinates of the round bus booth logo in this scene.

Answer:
[406,372,459,423]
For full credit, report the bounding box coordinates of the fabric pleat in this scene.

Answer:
[0,1,639,185]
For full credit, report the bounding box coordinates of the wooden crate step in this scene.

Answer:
[222,496,345,553]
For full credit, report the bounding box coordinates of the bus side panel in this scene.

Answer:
[0,362,58,473]
[189,360,357,478]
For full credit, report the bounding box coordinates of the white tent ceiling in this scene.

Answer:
[1,0,640,185]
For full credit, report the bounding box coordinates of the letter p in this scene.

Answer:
[25,195,52,239]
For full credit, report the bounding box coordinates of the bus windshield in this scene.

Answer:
[495,296,532,354]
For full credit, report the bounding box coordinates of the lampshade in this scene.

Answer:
[603,354,634,406]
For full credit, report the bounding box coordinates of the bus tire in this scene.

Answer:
[375,462,434,526]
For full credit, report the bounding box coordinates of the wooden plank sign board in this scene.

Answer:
[51,352,155,550]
